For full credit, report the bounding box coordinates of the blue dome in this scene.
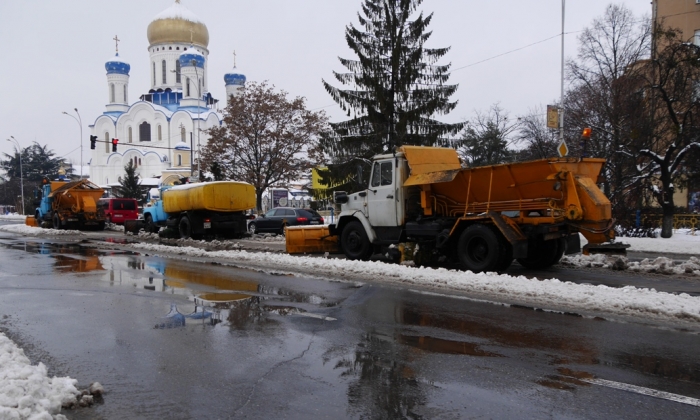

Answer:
[174,142,191,150]
[224,72,246,86]
[105,54,130,75]
[179,49,204,68]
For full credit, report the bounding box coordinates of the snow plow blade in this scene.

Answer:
[285,226,340,254]
[583,242,630,255]
[25,216,38,227]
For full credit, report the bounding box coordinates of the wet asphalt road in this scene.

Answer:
[0,230,699,419]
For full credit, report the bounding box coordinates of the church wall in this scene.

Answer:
[149,43,209,92]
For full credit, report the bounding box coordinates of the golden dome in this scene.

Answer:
[147,1,209,48]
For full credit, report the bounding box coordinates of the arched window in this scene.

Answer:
[152,62,156,86]
[161,60,167,85]
[186,79,190,97]
[133,157,138,168]
[123,85,127,103]
[175,60,181,83]
[128,127,132,143]
[110,84,115,103]
[104,132,110,153]
[139,122,151,142]
[180,126,186,142]
[139,158,141,165]
[177,154,182,166]
[157,125,162,141]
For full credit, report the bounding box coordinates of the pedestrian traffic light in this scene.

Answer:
[90,135,97,150]
[112,138,119,152]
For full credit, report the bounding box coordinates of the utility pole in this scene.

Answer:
[62,108,83,178]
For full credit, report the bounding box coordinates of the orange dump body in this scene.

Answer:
[401,146,613,244]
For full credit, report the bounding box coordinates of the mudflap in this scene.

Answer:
[582,241,630,256]
[124,219,146,235]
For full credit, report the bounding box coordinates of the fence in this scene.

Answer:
[640,213,699,230]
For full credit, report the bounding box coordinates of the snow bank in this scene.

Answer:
[0,224,83,236]
[0,214,28,221]
[0,332,79,419]
[131,243,700,325]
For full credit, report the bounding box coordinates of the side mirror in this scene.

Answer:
[334,191,349,204]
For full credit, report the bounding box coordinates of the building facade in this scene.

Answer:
[89,0,245,186]
[653,0,700,44]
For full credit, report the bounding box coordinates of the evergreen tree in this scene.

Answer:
[118,161,141,202]
[320,0,464,192]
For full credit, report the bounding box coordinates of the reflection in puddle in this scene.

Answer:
[336,333,425,419]
[399,305,597,364]
[615,352,700,383]
[399,334,503,357]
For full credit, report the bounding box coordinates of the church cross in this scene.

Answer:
[233,50,237,68]
[113,35,120,54]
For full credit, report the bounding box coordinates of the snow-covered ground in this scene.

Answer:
[1,221,699,416]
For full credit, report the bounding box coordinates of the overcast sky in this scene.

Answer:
[0,0,651,169]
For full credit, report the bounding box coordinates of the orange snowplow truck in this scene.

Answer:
[286,145,626,273]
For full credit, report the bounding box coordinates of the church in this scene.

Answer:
[89,0,245,186]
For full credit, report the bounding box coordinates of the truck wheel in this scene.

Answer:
[98,221,106,231]
[145,214,158,233]
[341,221,372,260]
[53,214,62,230]
[495,236,514,272]
[179,217,192,239]
[517,238,565,269]
[458,224,502,273]
[248,222,257,234]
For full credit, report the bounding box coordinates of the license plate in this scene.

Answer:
[114,214,123,218]
[68,218,78,222]
[310,221,320,224]
[203,222,211,229]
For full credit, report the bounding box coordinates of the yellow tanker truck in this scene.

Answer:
[138,181,256,239]
[286,145,626,273]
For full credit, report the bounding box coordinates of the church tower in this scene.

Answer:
[146,0,209,94]
[104,39,130,114]
[224,52,246,98]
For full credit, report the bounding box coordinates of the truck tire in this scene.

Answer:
[458,224,502,273]
[517,238,565,269]
[179,217,192,239]
[248,222,257,234]
[341,221,372,261]
[495,235,514,272]
[145,214,158,233]
[53,214,62,230]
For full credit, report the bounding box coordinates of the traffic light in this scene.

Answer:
[90,135,97,150]
[112,138,119,152]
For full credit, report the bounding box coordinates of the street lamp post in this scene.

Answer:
[62,108,83,178]
[6,136,24,215]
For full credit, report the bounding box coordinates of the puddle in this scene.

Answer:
[399,334,503,357]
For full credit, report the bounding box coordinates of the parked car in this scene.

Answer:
[248,207,324,234]
[97,198,139,224]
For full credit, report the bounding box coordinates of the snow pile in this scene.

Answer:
[0,332,79,419]
[130,243,700,325]
[0,224,83,236]
[105,223,124,233]
[247,233,285,242]
[0,214,27,221]
[613,229,700,255]
[562,254,700,276]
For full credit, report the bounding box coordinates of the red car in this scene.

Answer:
[97,198,139,224]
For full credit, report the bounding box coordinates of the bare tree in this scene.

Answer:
[634,26,700,237]
[201,81,328,211]
[565,4,651,221]
[514,106,560,160]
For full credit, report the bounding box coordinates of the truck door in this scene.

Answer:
[367,159,398,227]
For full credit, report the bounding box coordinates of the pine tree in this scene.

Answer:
[118,161,142,203]
[320,0,464,192]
